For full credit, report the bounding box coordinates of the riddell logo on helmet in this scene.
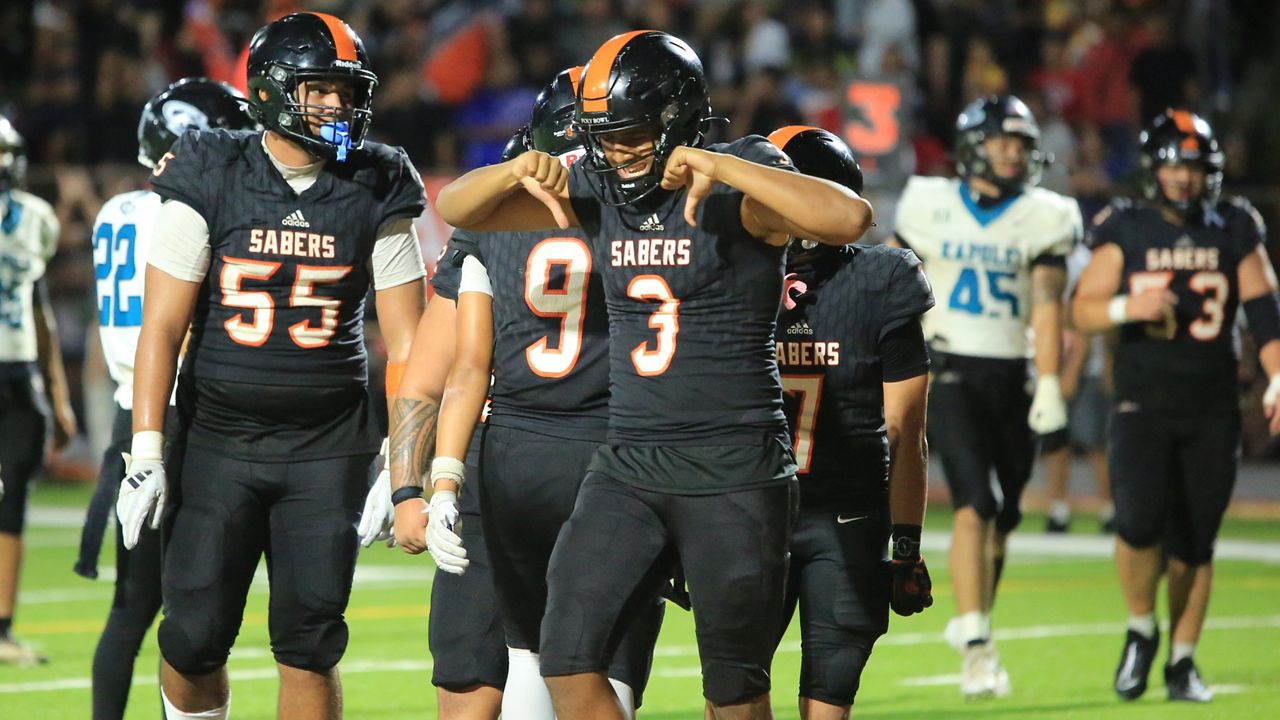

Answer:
[333,59,362,69]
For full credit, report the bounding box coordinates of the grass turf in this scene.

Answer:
[2,482,1278,718]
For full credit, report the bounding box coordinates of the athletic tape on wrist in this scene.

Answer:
[130,431,164,461]
[1108,295,1129,325]
[430,456,466,489]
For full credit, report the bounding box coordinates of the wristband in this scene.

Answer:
[1108,295,1129,325]
[130,431,165,462]
[391,486,424,506]
[430,456,466,489]
[891,523,923,561]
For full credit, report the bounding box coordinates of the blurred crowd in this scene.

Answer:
[3,0,1279,467]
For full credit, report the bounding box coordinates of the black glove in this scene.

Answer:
[889,524,933,617]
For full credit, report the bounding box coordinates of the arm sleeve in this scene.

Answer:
[370,217,427,291]
[879,317,930,382]
[147,200,212,282]
[459,255,493,297]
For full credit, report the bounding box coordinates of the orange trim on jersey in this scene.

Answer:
[311,12,358,62]
[581,31,652,113]
[766,125,821,152]
[385,361,406,397]
[1170,110,1199,151]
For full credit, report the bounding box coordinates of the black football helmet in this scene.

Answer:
[0,115,26,194]
[137,77,257,169]
[768,125,863,267]
[246,12,377,162]
[530,66,584,156]
[575,30,711,205]
[501,126,531,162]
[1138,109,1224,222]
[954,95,1046,195]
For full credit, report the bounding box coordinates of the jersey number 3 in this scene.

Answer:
[220,257,352,348]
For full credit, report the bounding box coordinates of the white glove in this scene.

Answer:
[1028,375,1068,434]
[425,491,469,575]
[116,431,167,550]
[358,441,396,548]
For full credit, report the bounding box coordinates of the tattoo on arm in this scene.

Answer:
[1032,266,1067,306]
[390,397,440,490]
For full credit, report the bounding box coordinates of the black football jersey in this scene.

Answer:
[776,244,935,511]
[568,136,793,447]
[1089,197,1265,412]
[466,226,610,441]
[152,129,426,389]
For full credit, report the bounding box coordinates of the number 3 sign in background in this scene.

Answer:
[841,77,912,190]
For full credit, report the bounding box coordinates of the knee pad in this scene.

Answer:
[158,614,233,676]
[1115,513,1163,551]
[1164,532,1214,566]
[798,638,874,707]
[270,609,348,672]
[995,502,1023,534]
[0,471,32,535]
[701,658,771,707]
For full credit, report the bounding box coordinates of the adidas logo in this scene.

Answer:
[787,320,814,335]
[282,210,310,228]
[638,213,664,232]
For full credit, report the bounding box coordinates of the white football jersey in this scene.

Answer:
[894,176,1082,359]
[0,189,60,363]
[93,189,163,408]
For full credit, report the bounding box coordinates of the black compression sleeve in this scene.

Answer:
[880,316,930,382]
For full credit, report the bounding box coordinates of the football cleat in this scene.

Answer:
[961,642,1011,699]
[1165,658,1213,703]
[1045,516,1070,534]
[1114,628,1160,700]
[0,636,49,667]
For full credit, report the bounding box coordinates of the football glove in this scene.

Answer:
[116,432,166,551]
[357,441,396,548]
[1028,374,1068,434]
[888,525,933,617]
[1264,374,1280,416]
[425,490,469,575]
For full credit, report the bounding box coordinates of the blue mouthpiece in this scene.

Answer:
[319,121,352,162]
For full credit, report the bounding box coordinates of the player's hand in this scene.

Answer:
[889,556,934,616]
[358,464,396,548]
[426,491,469,575]
[1263,374,1280,436]
[1029,374,1068,434]
[661,146,720,227]
[116,442,166,551]
[512,149,570,229]
[394,498,429,555]
[52,403,77,452]
[1126,288,1177,323]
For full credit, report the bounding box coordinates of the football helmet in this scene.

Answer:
[0,115,26,194]
[246,12,377,162]
[954,95,1046,195]
[530,66,585,157]
[1138,109,1223,222]
[137,77,257,169]
[767,125,863,267]
[501,125,531,162]
[575,30,711,205]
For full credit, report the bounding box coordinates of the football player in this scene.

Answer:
[115,14,427,719]
[76,77,255,719]
[0,114,76,666]
[436,30,872,720]
[428,68,664,720]
[893,95,1082,697]
[1073,110,1280,703]
[767,126,935,718]
[385,136,533,720]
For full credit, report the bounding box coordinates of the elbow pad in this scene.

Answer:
[1243,293,1280,347]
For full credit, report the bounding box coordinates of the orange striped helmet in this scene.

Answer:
[1138,109,1224,221]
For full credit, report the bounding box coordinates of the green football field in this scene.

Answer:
[3,483,1279,719]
